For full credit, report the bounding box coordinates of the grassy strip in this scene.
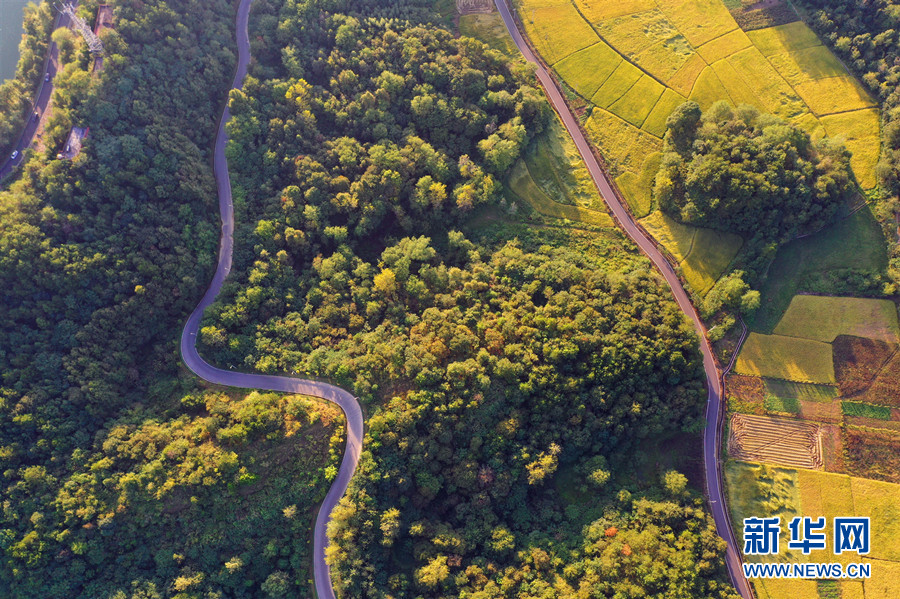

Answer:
[842,401,891,420]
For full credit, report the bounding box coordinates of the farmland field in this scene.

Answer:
[554,42,621,99]
[608,74,665,127]
[524,116,604,209]
[459,13,517,56]
[519,3,598,65]
[728,464,900,598]
[614,152,661,217]
[821,109,881,189]
[764,379,838,403]
[736,333,835,384]
[583,108,662,175]
[591,60,644,108]
[680,226,742,295]
[642,89,687,136]
[773,296,900,344]
[746,21,822,57]
[728,414,822,469]
[639,210,696,262]
[696,28,751,63]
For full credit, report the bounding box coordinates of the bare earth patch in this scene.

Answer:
[844,427,900,483]
[729,413,823,470]
[833,335,898,397]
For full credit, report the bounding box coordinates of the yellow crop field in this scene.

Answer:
[773,295,900,344]
[726,47,808,119]
[747,21,823,57]
[821,108,881,189]
[584,108,663,174]
[688,66,731,109]
[639,210,696,262]
[572,0,656,24]
[681,227,743,295]
[609,74,665,127]
[515,0,570,8]
[634,37,695,82]
[595,9,676,59]
[736,333,835,384]
[711,58,759,108]
[507,160,614,228]
[554,42,622,100]
[696,28,752,63]
[766,45,846,87]
[520,3,599,65]
[794,76,876,116]
[655,0,737,47]
[790,112,825,141]
[755,579,819,599]
[667,53,707,96]
[841,581,865,599]
[591,60,643,108]
[851,476,900,562]
[615,152,661,218]
[642,88,688,137]
[865,563,900,599]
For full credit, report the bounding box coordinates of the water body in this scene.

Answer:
[0,0,33,83]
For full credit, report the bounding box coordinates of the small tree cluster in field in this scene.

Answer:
[656,101,855,244]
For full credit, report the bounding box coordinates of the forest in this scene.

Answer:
[193,0,742,596]
[800,0,900,280]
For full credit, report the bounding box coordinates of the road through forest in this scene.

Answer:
[182,0,751,598]
[178,1,362,598]
[491,0,753,596]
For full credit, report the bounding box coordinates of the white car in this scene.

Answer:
[10,150,19,161]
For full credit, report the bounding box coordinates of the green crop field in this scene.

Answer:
[751,208,888,333]
[591,60,644,108]
[554,42,622,99]
[773,296,900,344]
[642,88,688,137]
[524,115,603,209]
[608,74,665,127]
[735,333,835,384]
[821,108,881,189]
[459,13,518,56]
[842,401,892,420]
[681,227,743,295]
[507,160,614,228]
[763,379,838,403]
[519,2,599,65]
[764,395,800,414]
[615,152,661,217]
[747,21,823,57]
[696,28,751,63]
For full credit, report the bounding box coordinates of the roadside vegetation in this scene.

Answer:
[0,2,54,161]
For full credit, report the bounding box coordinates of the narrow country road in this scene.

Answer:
[491,0,753,597]
[178,1,362,598]
[0,3,70,181]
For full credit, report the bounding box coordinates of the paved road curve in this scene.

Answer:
[491,1,753,596]
[178,1,363,598]
[0,3,70,181]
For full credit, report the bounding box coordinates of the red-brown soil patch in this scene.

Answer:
[727,374,767,401]
[820,424,845,473]
[856,349,900,408]
[844,427,900,483]
[833,335,897,396]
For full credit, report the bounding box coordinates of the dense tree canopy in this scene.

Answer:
[656,101,855,242]
[195,0,740,597]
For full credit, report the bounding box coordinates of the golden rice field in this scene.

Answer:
[696,28,751,63]
[735,333,836,384]
[513,0,882,217]
[554,42,621,99]
[583,108,662,175]
[727,462,900,599]
[773,296,900,344]
[639,210,696,262]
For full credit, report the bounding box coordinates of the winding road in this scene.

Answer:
[491,0,752,596]
[178,1,362,598]
[182,0,750,598]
